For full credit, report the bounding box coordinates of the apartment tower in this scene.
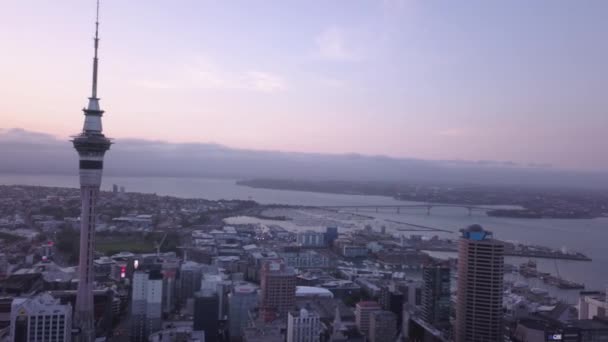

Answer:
[455,225,504,342]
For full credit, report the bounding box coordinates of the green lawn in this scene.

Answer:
[0,231,25,243]
[96,238,156,255]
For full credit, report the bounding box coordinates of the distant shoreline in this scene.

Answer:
[237,179,606,219]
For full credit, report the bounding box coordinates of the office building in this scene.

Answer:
[297,231,326,247]
[131,270,163,342]
[401,280,423,307]
[422,261,451,329]
[228,283,259,342]
[72,2,113,340]
[180,261,203,305]
[287,308,321,342]
[355,300,381,336]
[201,272,231,321]
[379,284,404,331]
[341,245,368,258]
[93,257,115,280]
[324,227,339,246]
[369,310,397,342]
[10,293,72,342]
[48,289,115,339]
[280,250,332,269]
[217,280,232,321]
[161,257,180,315]
[455,225,504,342]
[260,259,296,322]
[194,289,219,342]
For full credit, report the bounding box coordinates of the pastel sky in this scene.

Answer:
[1,1,607,170]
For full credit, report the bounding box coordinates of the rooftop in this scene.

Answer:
[571,319,608,330]
[460,224,494,241]
[356,301,381,308]
[296,286,334,298]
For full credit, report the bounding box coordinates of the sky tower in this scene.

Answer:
[72,1,111,340]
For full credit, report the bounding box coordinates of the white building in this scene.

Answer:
[287,308,321,342]
[10,293,72,342]
[131,270,163,342]
[295,286,334,299]
[579,291,608,320]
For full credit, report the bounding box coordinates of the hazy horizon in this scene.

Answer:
[1,127,607,190]
[1,1,607,170]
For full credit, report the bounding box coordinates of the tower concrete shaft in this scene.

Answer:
[72,1,111,341]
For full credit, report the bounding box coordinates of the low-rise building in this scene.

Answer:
[280,250,332,269]
[355,301,381,336]
[579,291,608,320]
[297,231,326,248]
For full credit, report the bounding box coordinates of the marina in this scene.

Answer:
[518,260,585,290]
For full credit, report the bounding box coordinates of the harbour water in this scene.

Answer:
[1,173,606,303]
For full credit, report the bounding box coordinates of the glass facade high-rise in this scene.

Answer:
[194,289,219,342]
[228,283,258,341]
[422,261,451,329]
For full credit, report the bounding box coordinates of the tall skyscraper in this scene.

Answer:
[287,308,321,342]
[72,1,112,341]
[259,259,296,322]
[10,293,73,342]
[161,257,180,315]
[379,283,404,331]
[179,261,203,305]
[228,283,259,342]
[455,225,504,342]
[131,270,163,342]
[421,261,451,329]
[194,289,220,342]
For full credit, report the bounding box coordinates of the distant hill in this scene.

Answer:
[1,127,607,189]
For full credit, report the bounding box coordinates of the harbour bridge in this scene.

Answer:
[319,204,497,216]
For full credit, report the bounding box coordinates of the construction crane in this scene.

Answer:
[176,246,191,262]
[155,232,168,258]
